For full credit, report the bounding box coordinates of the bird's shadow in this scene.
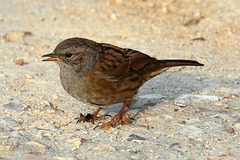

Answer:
[101,71,222,116]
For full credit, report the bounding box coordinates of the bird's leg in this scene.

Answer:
[101,100,130,129]
[76,107,108,124]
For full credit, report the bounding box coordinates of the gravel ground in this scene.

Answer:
[1,0,240,159]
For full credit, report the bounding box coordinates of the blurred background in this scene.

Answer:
[1,0,240,159]
[1,0,239,75]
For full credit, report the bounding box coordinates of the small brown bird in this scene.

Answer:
[42,37,203,129]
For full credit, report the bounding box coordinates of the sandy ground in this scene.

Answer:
[1,0,240,159]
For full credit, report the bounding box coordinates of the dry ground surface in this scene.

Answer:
[1,0,240,159]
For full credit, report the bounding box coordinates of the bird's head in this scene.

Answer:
[42,37,101,73]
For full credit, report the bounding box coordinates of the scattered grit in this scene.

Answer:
[1,0,240,160]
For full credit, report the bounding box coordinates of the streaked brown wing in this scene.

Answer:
[125,48,156,70]
[93,43,130,81]
[94,43,156,81]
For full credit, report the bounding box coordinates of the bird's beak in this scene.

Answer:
[42,52,60,61]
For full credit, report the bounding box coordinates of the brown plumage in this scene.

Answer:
[42,37,203,129]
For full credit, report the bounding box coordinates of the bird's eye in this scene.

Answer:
[66,53,72,58]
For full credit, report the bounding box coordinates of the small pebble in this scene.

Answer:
[131,154,142,160]
[52,95,58,100]
[15,59,24,65]
[19,156,43,160]
[10,131,22,137]
[52,157,74,160]
[224,98,240,109]
[3,103,26,111]
[127,134,147,141]
[168,143,182,151]
[0,144,14,151]
[179,125,204,137]
[3,32,24,42]
[93,144,116,151]
[0,117,18,125]
[26,141,48,149]
[175,94,219,105]
[25,74,34,79]
[174,109,179,112]
[110,13,117,21]
[72,138,83,148]
[223,128,234,134]
[180,120,186,124]
[0,135,10,140]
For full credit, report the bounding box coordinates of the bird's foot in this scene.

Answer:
[75,107,110,124]
[100,113,131,130]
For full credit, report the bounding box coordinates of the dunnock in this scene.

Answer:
[42,37,203,129]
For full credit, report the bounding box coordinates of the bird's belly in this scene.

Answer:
[60,70,143,105]
[79,73,142,105]
[83,82,137,105]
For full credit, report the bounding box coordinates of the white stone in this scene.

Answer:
[175,94,219,105]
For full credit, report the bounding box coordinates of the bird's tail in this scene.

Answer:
[156,59,203,67]
[141,59,204,80]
